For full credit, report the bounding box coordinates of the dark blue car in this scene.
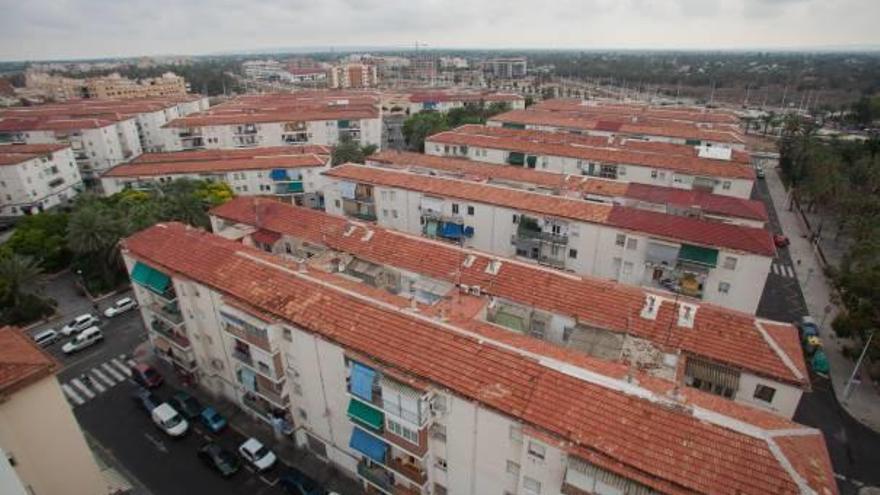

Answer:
[199,406,227,433]
[279,467,323,495]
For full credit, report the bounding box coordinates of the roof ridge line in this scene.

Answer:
[233,248,792,444]
[754,320,805,381]
[766,436,817,495]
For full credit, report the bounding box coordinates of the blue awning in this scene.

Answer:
[349,427,388,463]
[350,363,376,402]
[463,226,474,238]
[270,169,288,181]
[439,222,463,240]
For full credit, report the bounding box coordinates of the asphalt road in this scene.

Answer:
[752,178,880,493]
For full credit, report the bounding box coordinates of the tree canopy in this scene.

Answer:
[402,101,511,152]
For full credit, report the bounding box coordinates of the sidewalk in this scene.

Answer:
[765,166,880,432]
[139,343,364,495]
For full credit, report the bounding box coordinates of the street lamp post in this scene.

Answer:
[843,330,876,402]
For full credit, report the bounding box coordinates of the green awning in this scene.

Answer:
[347,398,384,431]
[678,244,719,268]
[287,181,304,193]
[502,122,526,130]
[338,120,351,129]
[685,139,702,146]
[526,155,538,168]
[508,151,525,166]
[131,261,171,295]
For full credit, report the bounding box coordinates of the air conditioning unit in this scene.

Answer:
[470,285,482,296]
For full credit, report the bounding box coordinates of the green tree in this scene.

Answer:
[5,212,70,272]
[0,254,43,307]
[331,135,376,166]
[402,112,449,152]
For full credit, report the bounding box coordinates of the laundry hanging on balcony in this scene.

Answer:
[339,181,357,199]
[350,363,376,402]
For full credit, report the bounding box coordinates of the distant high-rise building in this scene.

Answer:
[483,57,528,78]
[328,63,378,89]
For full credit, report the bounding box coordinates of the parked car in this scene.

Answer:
[756,166,766,179]
[797,315,820,339]
[199,407,228,433]
[104,297,137,318]
[198,442,241,478]
[130,363,163,389]
[132,387,160,413]
[32,329,59,347]
[238,438,276,471]
[773,234,790,248]
[61,326,103,354]
[279,467,323,495]
[170,392,203,420]
[60,314,100,336]
[152,403,188,437]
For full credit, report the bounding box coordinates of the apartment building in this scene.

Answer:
[489,108,746,149]
[328,63,379,89]
[211,196,808,417]
[425,125,756,199]
[163,92,382,151]
[101,146,331,206]
[0,327,108,495]
[0,144,83,216]
[531,99,742,125]
[369,150,767,227]
[406,91,525,114]
[322,164,775,314]
[0,96,209,180]
[121,222,835,495]
[482,57,528,78]
[25,71,188,100]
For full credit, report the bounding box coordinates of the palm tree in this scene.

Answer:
[0,254,44,307]
[66,204,124,255]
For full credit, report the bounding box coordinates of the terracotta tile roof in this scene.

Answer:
[0,326,58,397]
[132,145,330,163]
[210,197,803,386]
[323,164,775,256]
[368,150,765,221]
[0,143,69,166]
[532,99,741,125]
[123,223,834,495]
[103,153,326,178]
[490,109,746,145]
[164,92,380,128]
[426,125,755,179]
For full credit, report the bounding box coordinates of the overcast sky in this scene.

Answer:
[1,0,879,61]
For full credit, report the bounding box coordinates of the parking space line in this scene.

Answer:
[91,367,115,387]
[102,362,126,382]
[259,475,279,486]
[71,378,96,399]
[112,358,132,376]
[61,384,85,405]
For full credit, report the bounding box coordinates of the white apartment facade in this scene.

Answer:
[407,93,526,115]
[425,131,754,199]
[322,165,774,314]
[0,144,83,216]
[167,118,382,151]
[134,96,210,152]
[121,223,835,495]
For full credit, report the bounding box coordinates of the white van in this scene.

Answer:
[152,403,189,437]
[61,326,103,354]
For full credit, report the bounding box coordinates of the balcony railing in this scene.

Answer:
[150,319,191,350]
[223,321,271,352]
[149,301,183,327]
[516,225,568,245]
[358,461,393,493]
[388,457,428,486]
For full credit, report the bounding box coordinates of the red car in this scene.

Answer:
[130,363,163,389]
[773,234,790,248]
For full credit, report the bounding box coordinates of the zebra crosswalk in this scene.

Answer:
[61,355,137,407]
[771,261,796,278]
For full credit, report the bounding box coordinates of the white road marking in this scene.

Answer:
[259,475,279,486]
[61,384,85,405]
[71,378,96,399]
[112,358,132,377]
[102,362,125,382]
[126,359,137,368]
[91,367,115,387]
[87,372,107,393]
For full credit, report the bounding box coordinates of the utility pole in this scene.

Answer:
[843,330,875,402]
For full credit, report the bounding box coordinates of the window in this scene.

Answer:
[754,384,776,403]
[509,424,523,442]
[512,214,519,224]
[568,248,578,259]
[506,460,520,476]
[434,483,448,495]
[527,441,546,460]
[392,210,399,219]
[651,170,658,178]
[722,181,732,190]
[615,234,626,247]
[626,238,638,250]
[381,190,388,200]
[467,205,475,216]
[435,457,448,471]
[718,281,731,294]
[387,418,419,444]
[623,261,634,275]
[334,199,340,208]
[283,328,292,341]
[382,209,389,218]
[618,165,627,176]
[452,203,459,214]
[523,476,541,495]
[297,408,308,420]
[723,256,738,270]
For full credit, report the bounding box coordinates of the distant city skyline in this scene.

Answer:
[1,0,879,61]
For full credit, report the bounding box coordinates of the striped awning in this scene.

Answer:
[685,357,740,391]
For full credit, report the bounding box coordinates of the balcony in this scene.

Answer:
[388,457,428,486]
[359,461,393,493]
[48,177,65,188]
[150,319,191,351]
[274,181,304,195]
[342,198,377,222]
[149,300,183,327]
[348,398,385,433]
[222,319,271,352]
[515,224,568,245]
[238,368,289,407]
[231,346,285,381]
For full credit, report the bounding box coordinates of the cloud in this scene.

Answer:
[0,0,878,60]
